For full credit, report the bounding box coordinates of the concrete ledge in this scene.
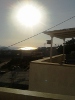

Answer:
[31,54,75,67]
[0,87,75,100]
[32,54,64,63]
[31,59,75,67]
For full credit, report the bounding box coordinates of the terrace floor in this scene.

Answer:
[0,70,29,89]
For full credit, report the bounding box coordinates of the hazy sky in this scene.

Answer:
[0,0,75,49]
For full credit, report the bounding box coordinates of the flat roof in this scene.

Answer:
[44,28,75,39]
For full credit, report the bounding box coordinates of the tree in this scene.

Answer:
[57,38,75,54]
[57,45,63,54]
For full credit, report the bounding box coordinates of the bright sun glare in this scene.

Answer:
[20,47,37,50]
[16,4,41,27]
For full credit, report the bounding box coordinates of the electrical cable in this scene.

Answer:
[2,15,75,49]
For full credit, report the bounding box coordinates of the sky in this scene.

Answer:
[0,0,75,49]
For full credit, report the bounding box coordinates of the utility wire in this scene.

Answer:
[3,15,75,49]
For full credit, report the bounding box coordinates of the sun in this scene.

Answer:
[16,4,41,27]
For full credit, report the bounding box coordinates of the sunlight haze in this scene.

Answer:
[0,0,75,49]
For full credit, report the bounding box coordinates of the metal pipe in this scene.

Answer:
[50,36,53,62]
[63,38,65,62]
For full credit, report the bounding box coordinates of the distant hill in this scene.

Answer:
[0,46,20,50]
[0,46,10,50]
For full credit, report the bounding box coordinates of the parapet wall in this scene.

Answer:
[42,54,65,63]
[29,61,75,96]
[0,87,75,100]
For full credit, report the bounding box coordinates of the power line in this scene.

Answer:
[3,15,75,49]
